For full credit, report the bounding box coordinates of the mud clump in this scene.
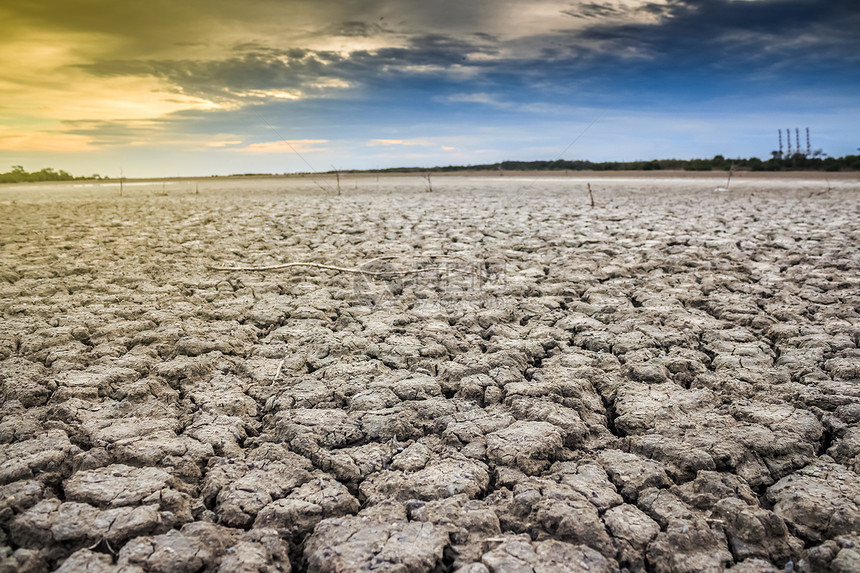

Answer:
[1,175,859,571]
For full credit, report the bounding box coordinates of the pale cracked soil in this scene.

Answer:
[1,175,860,573]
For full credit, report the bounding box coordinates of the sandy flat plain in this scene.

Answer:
[1,174,859,572]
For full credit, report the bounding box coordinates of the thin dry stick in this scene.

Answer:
[209,261,478,277]
[587,183,595,208]
[362,254,468,265]
[272,357,286,384]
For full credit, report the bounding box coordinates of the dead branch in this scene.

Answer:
[209,261,479,277]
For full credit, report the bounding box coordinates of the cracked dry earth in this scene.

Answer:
[1,175,860,573]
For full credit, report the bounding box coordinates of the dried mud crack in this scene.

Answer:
[1,175,860,573]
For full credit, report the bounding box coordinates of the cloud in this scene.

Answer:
[327,21,389,38]
[562,0,668,22]
[442,93,574,115]
[366,139,418,146]
[236,139,328,153]
[572,0,860,67]
[0,126,93,152]
[206,139,243,148]
[10,1,859,127]
[365,138,451,147]
[445,93,512,108]
[74,33,497,109]
[235,89,302,101]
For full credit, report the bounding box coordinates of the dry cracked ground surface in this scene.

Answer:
[1,175,860,573]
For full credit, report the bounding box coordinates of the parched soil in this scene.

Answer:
[1,175,859,573]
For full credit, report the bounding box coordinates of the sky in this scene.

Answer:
[1,0,858,177]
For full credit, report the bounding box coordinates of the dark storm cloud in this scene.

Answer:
[328,21,389,37]
[562,3,627,19]
[572,0,860,66]
[388,34,495,64]
[500,0,860,102]
[75,0,859,108]
[79,49,334,102]
[59,119,169,146]
[77,32,503,106]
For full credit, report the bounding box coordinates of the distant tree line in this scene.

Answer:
[355,154,860,174]
[0,165,103,183]
[5,154,859,183]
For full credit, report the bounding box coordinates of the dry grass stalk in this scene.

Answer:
[273,357,286,384]
[209,261,478,278]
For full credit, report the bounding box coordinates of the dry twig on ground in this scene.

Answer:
[272,357,286,384]
[209,260,480,278]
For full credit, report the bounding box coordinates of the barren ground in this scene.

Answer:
[1,175,859,573]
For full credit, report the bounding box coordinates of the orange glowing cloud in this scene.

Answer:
[206,139,244,148]
[236,140,328,153]
[0,127,94,152]
[366,139,427,147]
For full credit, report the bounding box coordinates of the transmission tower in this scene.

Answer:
[795,128,801,156]
[786,128,792,155]
[806,128,811,156]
